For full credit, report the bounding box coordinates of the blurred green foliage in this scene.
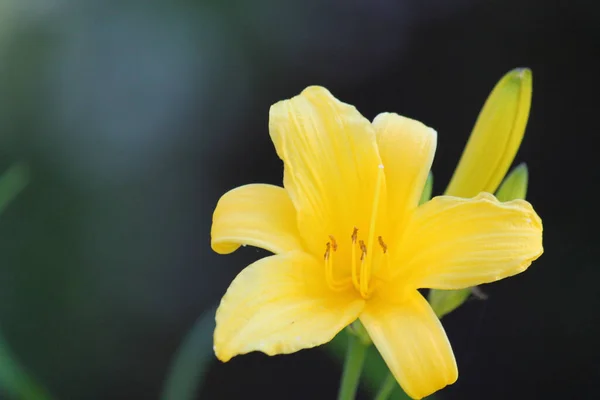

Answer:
[0,334,53,400]
[0,164,53,400]
[0,164,28,215]
[161,306,217,400]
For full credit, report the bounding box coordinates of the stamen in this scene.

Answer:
[324,238,351,292]
[361,165,385,298]
[378,236,387,254]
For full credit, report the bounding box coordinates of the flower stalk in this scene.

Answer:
[337,333,369,400]
[374,372,398,400]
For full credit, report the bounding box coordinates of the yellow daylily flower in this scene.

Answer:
[211,86,543,399]
[445,68,532,198]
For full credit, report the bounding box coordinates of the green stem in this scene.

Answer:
[374,372,397,400]
[337,333,368,400]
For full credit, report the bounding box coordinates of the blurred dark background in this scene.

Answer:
[0,0,598,399]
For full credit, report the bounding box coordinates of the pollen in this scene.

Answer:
[329,235,338,251]
[378,236,387,253]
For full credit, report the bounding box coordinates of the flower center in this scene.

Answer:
[323,230,388,299]
[323,165,387,299]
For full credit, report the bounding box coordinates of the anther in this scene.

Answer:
[324,242,330,260]
[328,235,338,251]
[351,228,358,244]
[378,236,387,254]
[359,240,367,261]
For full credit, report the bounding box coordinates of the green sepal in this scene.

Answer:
[495,163,528,202]
[428,288,471,319]
[346,319,372,346]
[419,172,433,205]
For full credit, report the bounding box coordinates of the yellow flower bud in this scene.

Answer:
[445,68,532,197]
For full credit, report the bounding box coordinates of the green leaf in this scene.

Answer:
[419,172,433,205]
[428,289,471,319]
[0,163,29,215]
[160,305,217,400]
[495,163,528,202]
[0,332,54,400]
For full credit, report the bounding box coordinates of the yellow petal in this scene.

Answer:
[211,184,304,254]
[360,291,457,399]
[214,251,364,362]
[372,113,437,239]
[269,86,383,256]
[445,68,532,197]
[393,192,543,290]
